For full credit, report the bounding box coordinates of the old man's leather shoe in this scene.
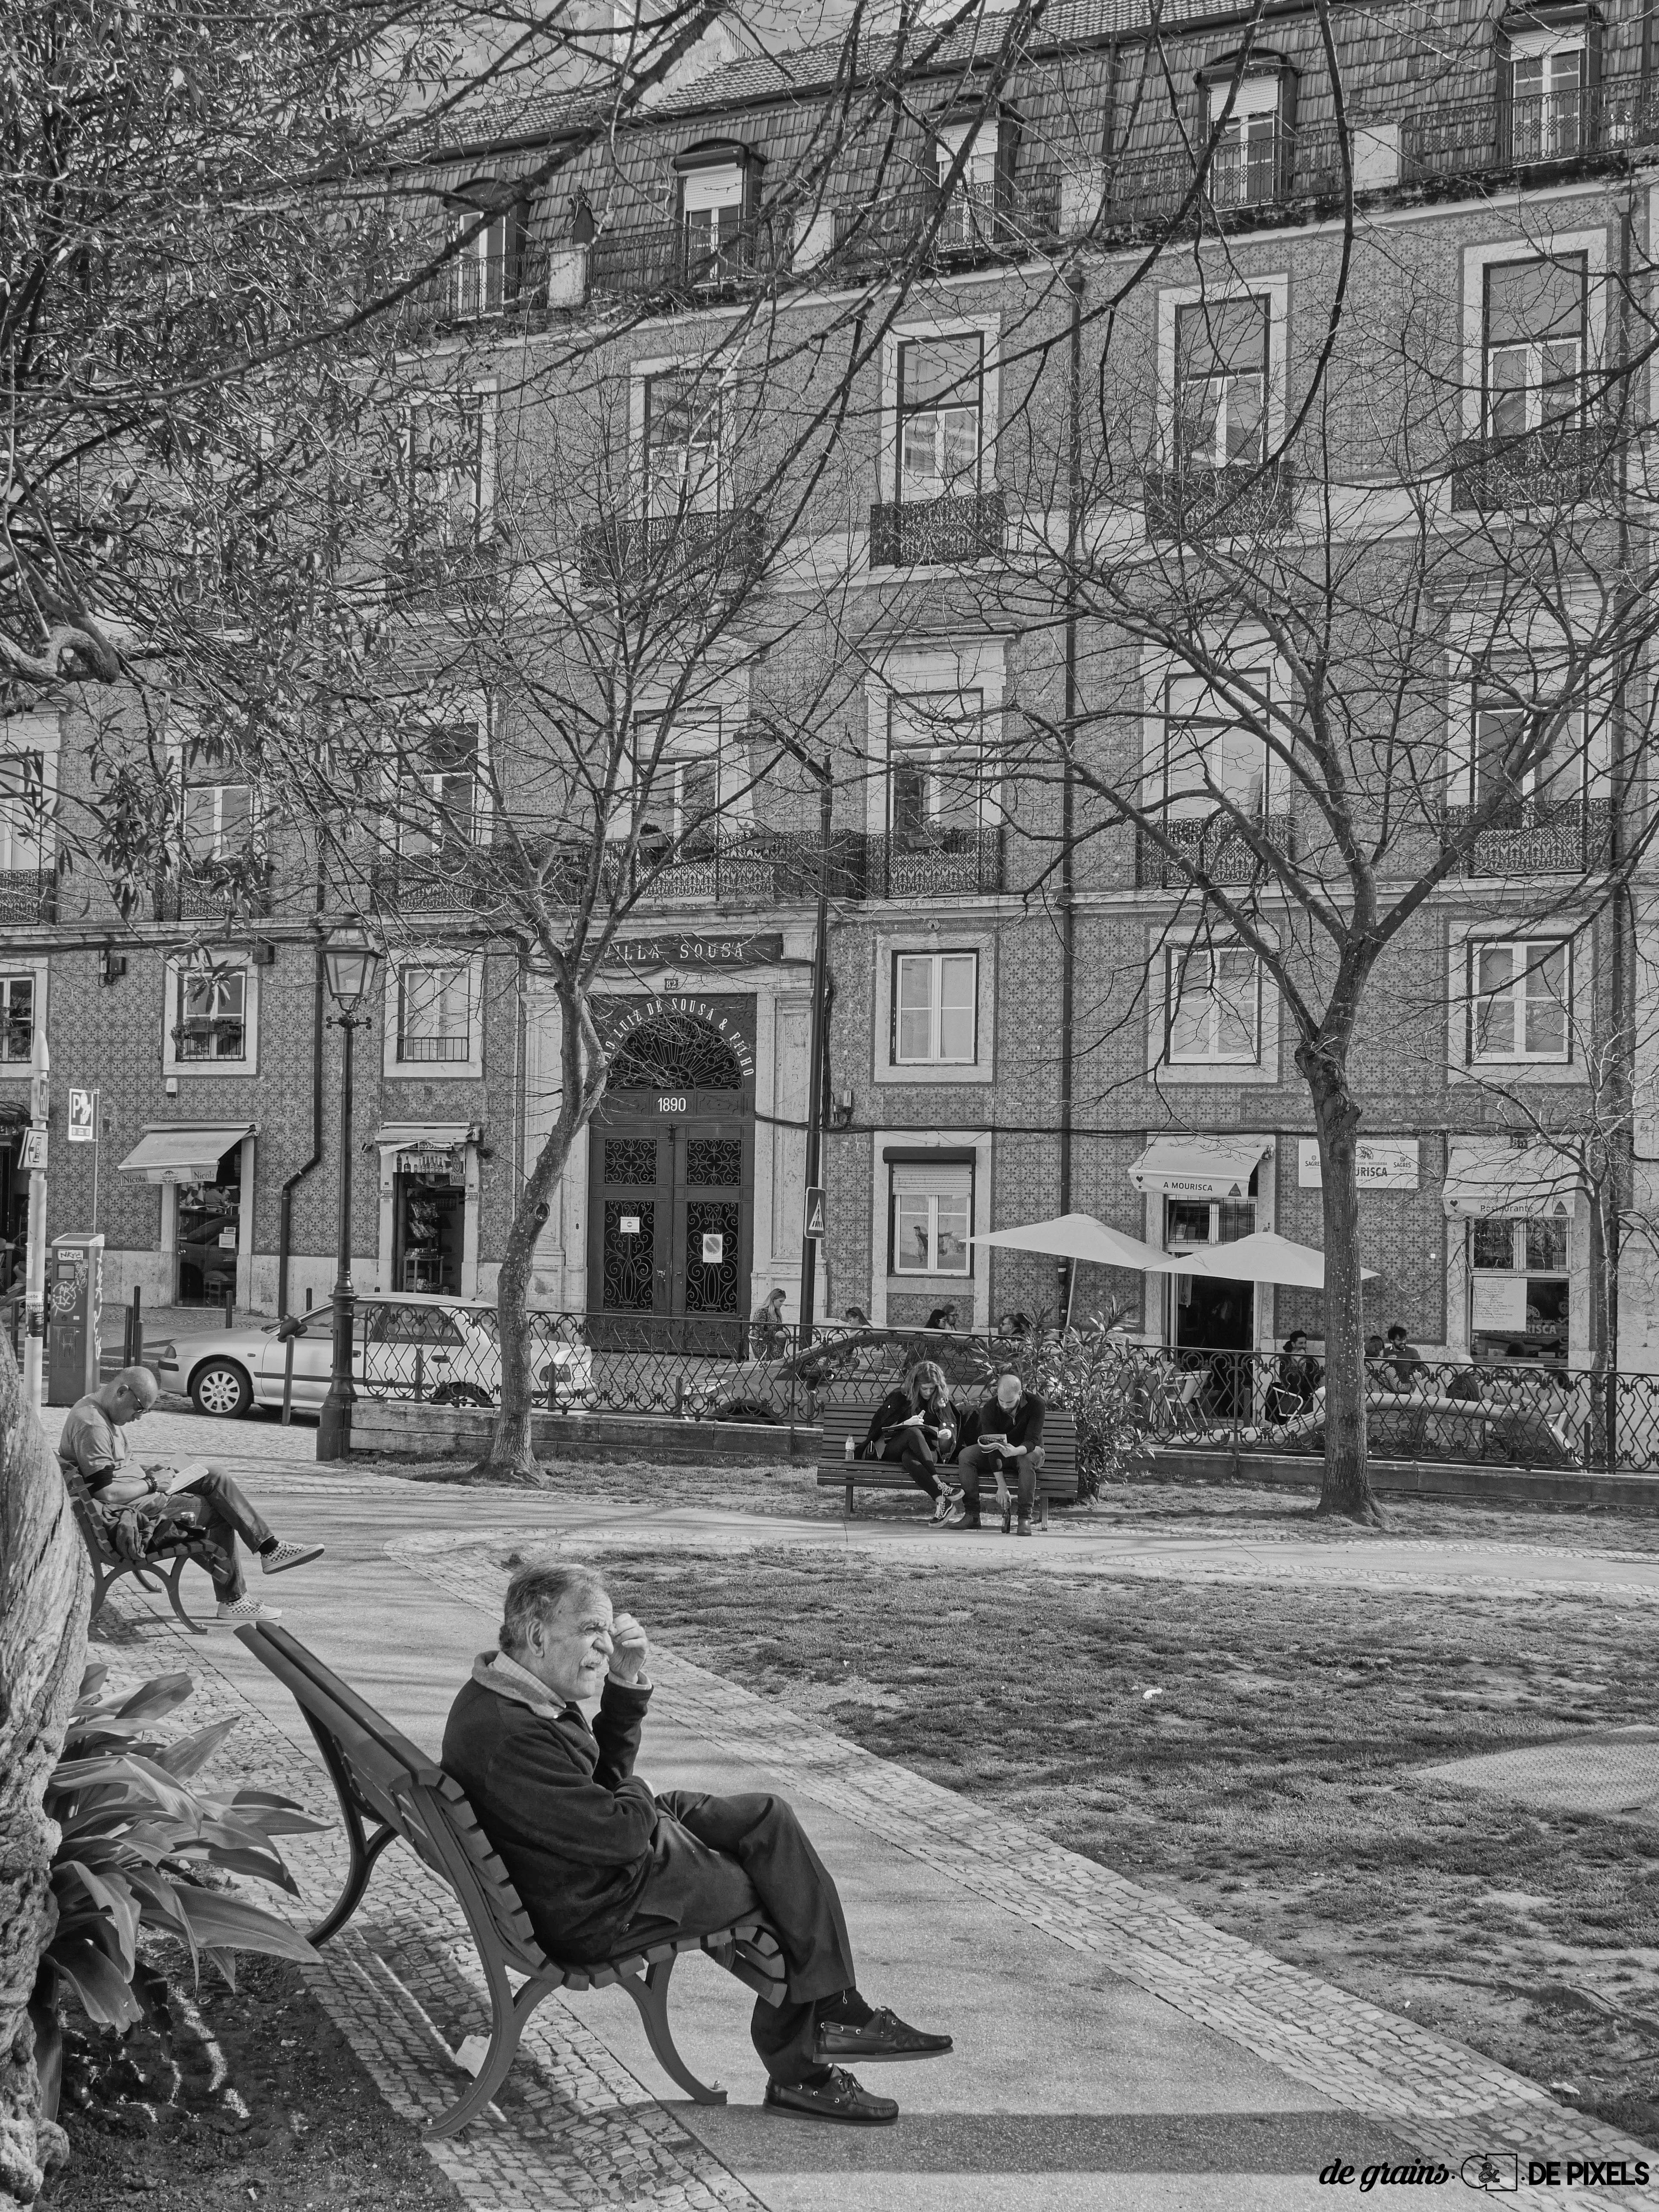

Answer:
[763,2068,898,2125]
[815,2006,954,2064]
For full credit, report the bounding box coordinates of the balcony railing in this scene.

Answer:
[832,172,1062,271]
[1143,462,1295,542]
[368,853,497,915]
[1105,74,1659,230]
[0,868,56,924]
[1441,797,1614,876]
[857,827,1006,900]
[578,507,767,591]
[385,538,501,611]
[588,217,791,302]
[571,827,1007,907]
[1448,424,1614,514]
[154,856,274,923]
[1138,812,1295,889]
[869,490,1005,568]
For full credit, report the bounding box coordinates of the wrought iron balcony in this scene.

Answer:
[868,490,1005,569]
[394,245,553,335]
[832,174,1061,272]
[368,853,496,915]
[856,827,1006,900]
[1441,797,1614,876]
[154,855,275,923]
[569,827,1007,906]
[588,217,791,302]
[1143,462,1295,543]
[0,868,56,924]
[1138,813,1295,889]
[578,507,766,591]
[1448,424,1614,514]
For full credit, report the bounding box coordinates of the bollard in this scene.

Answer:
[224,1286,234,1330]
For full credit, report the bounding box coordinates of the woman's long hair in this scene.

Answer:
[904,1358,949,1410]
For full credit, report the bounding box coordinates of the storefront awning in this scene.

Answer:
[1129,1136,1270,1200]
[1443,1142,1581,1220]
[118,1125,253,1185]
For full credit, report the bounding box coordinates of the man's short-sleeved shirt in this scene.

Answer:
[58,1398,129,1496]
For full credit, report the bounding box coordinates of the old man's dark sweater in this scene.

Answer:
[442,1653,658,1961]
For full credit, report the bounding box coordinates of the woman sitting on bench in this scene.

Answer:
[861,1359,963,1524]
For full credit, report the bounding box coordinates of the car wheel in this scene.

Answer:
[191,1359,254,1418]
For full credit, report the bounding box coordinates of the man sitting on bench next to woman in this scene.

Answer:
[860,1358,964,1523]
[946,1368,1046,1534]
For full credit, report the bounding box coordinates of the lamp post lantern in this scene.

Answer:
[316,922,381,1462]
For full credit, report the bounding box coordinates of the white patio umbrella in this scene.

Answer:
[1145,1228,1377,1289]
[968,1211,1171,1324]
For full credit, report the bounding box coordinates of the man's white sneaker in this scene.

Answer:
[262,1541,324,1576]
[215,1597,282,1624]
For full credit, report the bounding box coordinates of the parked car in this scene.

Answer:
[153,1296,594,1418]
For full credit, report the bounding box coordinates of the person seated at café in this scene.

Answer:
[1267,1331,1322,1423]
[750,1287,789,1359]
[861,1359,963,1524]
[924,1301,960,1332]
[946,1369,1046,1536]
[1383,1324,1425,1388]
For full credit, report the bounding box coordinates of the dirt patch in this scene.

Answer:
[577,1542,1659,2149]
[45,1952,457,2211]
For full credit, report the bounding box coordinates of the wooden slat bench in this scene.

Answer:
[235,1620,787,2137]
[815,1396,1079,1524]
[59,1461,222,1634]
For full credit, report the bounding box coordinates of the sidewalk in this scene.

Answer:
[76,1450,1659,2212]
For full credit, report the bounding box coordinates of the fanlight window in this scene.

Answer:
[608,1011,745,1091]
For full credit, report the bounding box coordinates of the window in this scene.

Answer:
[1469,939,1572,1062]
[0,974,33,1062]
[1469,1215,1570,1359]
[399,723,480,860]
[896,335,983,504]
[643,371,724,518]
[446,189,510,319]
[1507,28,1586,161]
[1469,667,1586,810]
[681,161,747,273]
[406,397,486,548]
[0,751,48,871]
[1483,256,1586,438]
[631,712,722,851]
[893,952,977,1065]
[175,963,248,1063]
[182,781,254,863]
[890,1160,972,1274]
[396,963,474,1064]
[934,120,999,246]
[1161,671,1269,818]
[1174,298,1269,469]
[888,690,990,844]
[1204,74,1283,207]
[1165,944,1261,1064]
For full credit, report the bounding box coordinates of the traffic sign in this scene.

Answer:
[803,1185,826,1239]
[67,1088,97,1143]
[20,1129,48,1171]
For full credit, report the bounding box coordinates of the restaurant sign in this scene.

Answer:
[603,932,784,972]
[1297,1138,1419,1191]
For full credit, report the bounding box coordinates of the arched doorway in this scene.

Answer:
[586,1003,754,1349]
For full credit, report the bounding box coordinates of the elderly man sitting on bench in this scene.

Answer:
[443,1561,952,2125]
[58,1365,322,1624]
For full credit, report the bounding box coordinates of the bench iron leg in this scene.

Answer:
[309,1820,397,1946]
[844,1481,855,1516]
[88,1564,119,1628]
[165,1554,209,1635]
[430,1969,560,2138]
[619,1956,727,2104]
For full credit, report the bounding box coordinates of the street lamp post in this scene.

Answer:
[22,1027,49,1411]
[796,765,832,1354]
[316,922,381,1463]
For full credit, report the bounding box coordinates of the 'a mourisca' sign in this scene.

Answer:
[602,932,785,970]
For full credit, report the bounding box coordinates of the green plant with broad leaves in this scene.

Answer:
[39,1666,326,2038]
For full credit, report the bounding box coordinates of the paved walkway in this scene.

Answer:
[55,1408,1659,2211]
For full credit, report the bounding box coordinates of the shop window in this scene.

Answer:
[1174,297,1270,469]
[393,1143,466,1293]
[642,369,725,518]
[1483,255,1586,438]
[892,951,977,1065]
[177,1151,241,1307]
[175,963,249,1064]
[896,334,984,504]
[1469,1214,1569,1359]
[396,963,474,1064]
[0,974,33,1061]
[0,750,49,870]
[1468,938,1571,1062]
[890,1159,973,1275]
[1165,944,1261,1064]
[182,781,254,862]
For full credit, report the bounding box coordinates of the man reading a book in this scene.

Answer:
[946,1368,1047,1535]
[57,1365,322,1623]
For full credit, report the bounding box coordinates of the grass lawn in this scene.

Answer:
[561,1540,1659,2146]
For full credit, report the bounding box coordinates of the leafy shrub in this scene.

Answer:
[40,1665,326,2034]
[1031,1316,1157,1499]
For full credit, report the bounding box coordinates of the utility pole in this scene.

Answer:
[23,1027,49,1411]
[796,761,832,1351]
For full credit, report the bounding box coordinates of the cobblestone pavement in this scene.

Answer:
[386,1532,1659,2211]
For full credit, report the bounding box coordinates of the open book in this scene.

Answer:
[159,1460,214,1495]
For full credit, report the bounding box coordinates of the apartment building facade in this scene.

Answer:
[3,0,1655,1375]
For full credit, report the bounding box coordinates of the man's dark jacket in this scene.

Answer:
[442,1652,658,1960]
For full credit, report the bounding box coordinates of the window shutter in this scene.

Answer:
[890,1161,974,1199]
[504,198,530,302]
[1496,29,1515,160]
[1275,66,1298,194]
[995,112,1021,210]
[1585,15,1603,96]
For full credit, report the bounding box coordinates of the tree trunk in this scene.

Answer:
[0,1334,89,2204]
[1301,1053,1384,1526]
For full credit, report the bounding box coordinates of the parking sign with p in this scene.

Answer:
[67,1088,97,1144]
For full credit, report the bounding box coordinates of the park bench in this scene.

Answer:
[815,1395,1079,1524]
[234,1619,788,2137]
[59,1461,221,1635]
